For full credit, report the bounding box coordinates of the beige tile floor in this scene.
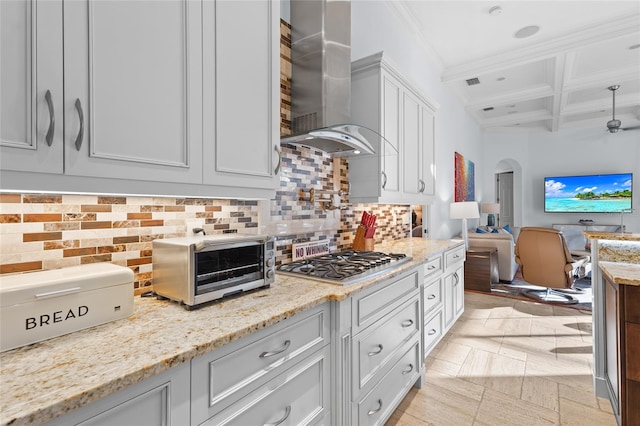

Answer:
[387,291,616,426]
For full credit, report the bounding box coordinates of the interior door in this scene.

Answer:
[0,0,63,174]
[497,171,514,227]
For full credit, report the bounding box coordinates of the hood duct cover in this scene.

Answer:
[281,0,376,157]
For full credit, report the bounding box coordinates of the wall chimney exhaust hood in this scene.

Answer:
[280,0,376,157]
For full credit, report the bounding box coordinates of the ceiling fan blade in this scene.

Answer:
[621,125,640,131]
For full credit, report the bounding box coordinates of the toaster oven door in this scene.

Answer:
[194,243,264,296]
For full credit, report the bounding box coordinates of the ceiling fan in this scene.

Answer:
[606,85,640,133]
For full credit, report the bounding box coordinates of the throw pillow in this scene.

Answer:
[475,227,488,234]
[503,224,511,233]
[491,228,499,233]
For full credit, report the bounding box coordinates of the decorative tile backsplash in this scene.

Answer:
[0,19,411,294]
[0,194,260,294]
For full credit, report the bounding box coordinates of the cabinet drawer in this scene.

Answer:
[423,277,442,316]
[203,345,330,426]
[424,256,443,278]
[424,309,443,355]
[445,246,465,270]
[356,341,421,426]
[354,270,419,331]
[191,304,329,421]
[353,298,420,395]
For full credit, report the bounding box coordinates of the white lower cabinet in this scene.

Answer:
[422,245,465,360]
[354,341,421,425]
[334,267,424,425]
[191,303,330,425]
[47,362,191,426]
[202,345,330,426]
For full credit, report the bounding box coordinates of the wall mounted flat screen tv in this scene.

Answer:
[544,173,633,213]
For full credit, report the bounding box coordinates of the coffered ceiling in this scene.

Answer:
[388,1,640,133]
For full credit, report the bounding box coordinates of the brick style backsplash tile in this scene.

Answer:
[0,195,262,295]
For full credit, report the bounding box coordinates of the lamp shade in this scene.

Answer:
[482,203,500,214]
[450,201,480,219]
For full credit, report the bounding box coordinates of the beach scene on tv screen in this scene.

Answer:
[545,173,632,213]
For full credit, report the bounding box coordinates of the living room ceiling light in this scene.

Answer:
[514,25,540,39]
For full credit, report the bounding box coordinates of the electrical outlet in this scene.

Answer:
[186,219,204,236]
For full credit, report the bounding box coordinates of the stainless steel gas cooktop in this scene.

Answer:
[276,250,411,285]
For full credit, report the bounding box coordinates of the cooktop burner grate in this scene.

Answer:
[277,250,411,284]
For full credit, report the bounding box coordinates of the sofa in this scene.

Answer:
[467,226,520,282]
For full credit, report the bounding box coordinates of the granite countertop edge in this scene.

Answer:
[599,261,640,286]
[0,238,463,426]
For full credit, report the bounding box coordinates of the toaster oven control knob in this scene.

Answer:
[266,258,275,268]
[266,269,274,279]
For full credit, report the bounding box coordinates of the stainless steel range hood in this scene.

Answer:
[281,0,375,157]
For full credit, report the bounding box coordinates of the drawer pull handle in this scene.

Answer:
[401,319,414,328]
[428,329,437,336]
[367,399,383,416]
[402,363,414,375]
[368,344,384,356]
[264,405,291,426]
[453,272,460,286]
[259,340,291,358]
[44,90,55,146]
[427,294,436,300]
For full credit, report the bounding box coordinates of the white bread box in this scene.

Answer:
[0,263,134,352]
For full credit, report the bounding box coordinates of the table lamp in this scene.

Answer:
[450,201,480,250]
[482,203,500,227]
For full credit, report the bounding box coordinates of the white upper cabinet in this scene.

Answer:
[202,0,280,190]
[1,0,279,198]
[350,52,438,204]
[1,0,64,174]
[63,0,203,184]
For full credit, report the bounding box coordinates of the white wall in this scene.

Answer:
[350,1,485,239]
[484,126,640,232]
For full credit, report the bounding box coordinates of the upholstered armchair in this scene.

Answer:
[514,227,589,303]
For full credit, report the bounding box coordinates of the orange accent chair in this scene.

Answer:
[514,227,589,304]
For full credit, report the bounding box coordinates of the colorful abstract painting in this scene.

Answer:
[454,152,475,202]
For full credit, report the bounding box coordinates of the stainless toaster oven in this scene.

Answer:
[152,234,275,308]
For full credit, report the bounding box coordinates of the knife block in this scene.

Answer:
[364,238,375,251]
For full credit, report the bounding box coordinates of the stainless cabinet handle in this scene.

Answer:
[428,328,437,336]
[401,319,414,328]
[419,179,425,193]
[74,98,84,151]
[367,344,383,356]
[259,340,290,358]
[381,171,387,189]
[453,272,459,286]
[367,399,383,416]
[402,363,414,375]
[428,265,436,270]
[264,405,291,426]
[44,90,55,146]
[274,145,282,174]
[427,294,436,300]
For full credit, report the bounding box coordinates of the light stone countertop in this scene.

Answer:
[600,261,640,286]
[0,238,462,426]
[584,231,640,242]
